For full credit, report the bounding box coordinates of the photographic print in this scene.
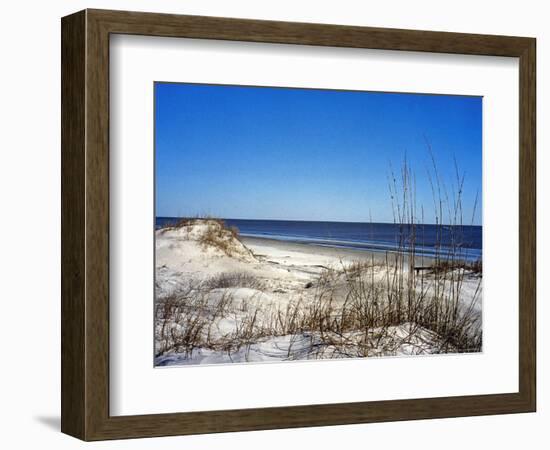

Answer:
[154,83,482,367]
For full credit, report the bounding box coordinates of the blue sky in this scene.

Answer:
[155,83,482,225]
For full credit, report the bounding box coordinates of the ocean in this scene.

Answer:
[156,217,482,261]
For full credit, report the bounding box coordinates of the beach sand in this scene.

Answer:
[154,219,482,366]
[242,236,389,264]
[242,236,436,268]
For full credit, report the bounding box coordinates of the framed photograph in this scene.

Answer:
[61,9,536,440]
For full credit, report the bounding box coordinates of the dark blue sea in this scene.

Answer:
[156,217,482,261]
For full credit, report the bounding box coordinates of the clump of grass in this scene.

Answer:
[155,287,234,358]
[155,287,268,360]
[154,289,209,358]
[202,272,265,291]
[197,219,242,257]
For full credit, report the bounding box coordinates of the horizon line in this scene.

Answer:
[155,215,482,227]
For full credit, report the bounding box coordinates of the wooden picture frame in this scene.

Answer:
[61,9,536,441]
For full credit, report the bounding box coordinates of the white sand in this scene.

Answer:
[154,220,482,366]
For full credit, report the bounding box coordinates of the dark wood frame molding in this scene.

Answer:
[61,9,536,441]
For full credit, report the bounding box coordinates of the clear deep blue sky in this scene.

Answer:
[155,82,482,225]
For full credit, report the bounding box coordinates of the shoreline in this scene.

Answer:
[240,235,436,267]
